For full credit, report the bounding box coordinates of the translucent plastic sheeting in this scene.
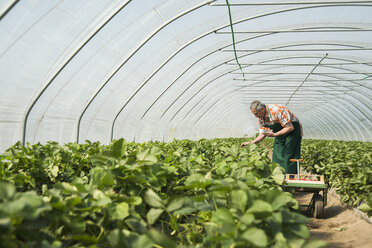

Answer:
[0,0,371,152]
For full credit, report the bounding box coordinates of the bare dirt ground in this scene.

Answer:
[294,192,372,248]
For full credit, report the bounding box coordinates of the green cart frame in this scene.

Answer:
[283,175,328,219]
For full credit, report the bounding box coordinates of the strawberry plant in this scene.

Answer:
[0,138,327,247]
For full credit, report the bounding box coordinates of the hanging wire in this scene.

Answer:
[225,0,245,80]
[360,75,372,80]
[286,53,328,105]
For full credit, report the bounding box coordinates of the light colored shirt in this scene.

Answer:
[258,104,299,130]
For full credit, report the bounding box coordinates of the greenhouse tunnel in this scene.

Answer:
[0,0,371,152]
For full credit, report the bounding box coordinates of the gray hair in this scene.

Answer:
[250,100,266,110]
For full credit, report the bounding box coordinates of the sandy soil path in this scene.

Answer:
[294,192,372,248]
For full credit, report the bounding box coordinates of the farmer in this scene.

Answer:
[241,100,303,174]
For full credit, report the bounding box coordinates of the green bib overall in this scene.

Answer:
[264,122,302,174]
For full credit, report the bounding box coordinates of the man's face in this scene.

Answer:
[251,108,265,118]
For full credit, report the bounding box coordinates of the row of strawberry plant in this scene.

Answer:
[0,138,326,247]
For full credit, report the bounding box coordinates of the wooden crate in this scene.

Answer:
[285,173,324,182]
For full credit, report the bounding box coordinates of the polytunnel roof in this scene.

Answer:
[0,0,371,152]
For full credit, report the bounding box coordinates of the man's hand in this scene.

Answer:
[268,123,294,137]
[241,141,254,147]
[264,131,276,137]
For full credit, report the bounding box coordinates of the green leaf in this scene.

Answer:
[247,200,273,218]
[133,235,154,248]
[241,227,268,247]
[65,196,81,207]
[113,139,127,158]
[90,167,115,188]
[167,197,184,212]
[107,229,125,248]
[41,240,62,248]
[271,166,284,185]
[229,189,247,212]
[0,183,15,199]
[50,165,59,178]
[57,182,78,194]
[358,203,372,213]
[126,196,142,206]
[287,238,306,248]
[184,173,211,189]
[93,190,112,206]
[108,229,153,248]
[212,208,235,225]
[240,212,254,225]
[146,228,176,248]
[173,207,195,215]
[272,193,295,211]
[282,210,308,224]
[137,149,158,163]
[146,208,164,225]
[144,189,164,208]
[91,154,116,166]
[4,192,46,219]
[109,202,130,220]
[100,170,115,186]
[274,232,287,243]
[0,217,11,227]
[125,217,147,234]
[19,192,44,208]
[66,219,87,233]
[287,224,310,239]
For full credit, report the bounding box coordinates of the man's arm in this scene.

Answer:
[241,133,266,147]
[266,123,294,137]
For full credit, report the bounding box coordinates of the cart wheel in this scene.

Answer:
[313,194,324,219]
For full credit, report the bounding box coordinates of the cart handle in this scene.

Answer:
[289,159,303,162]
[289,158,303,179]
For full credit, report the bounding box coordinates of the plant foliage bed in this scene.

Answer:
[300,139,372,216]
[0,138,330,248]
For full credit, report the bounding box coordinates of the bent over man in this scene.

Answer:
[241,100,302,174]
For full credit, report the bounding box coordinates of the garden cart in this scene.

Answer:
[283,159,328,219]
